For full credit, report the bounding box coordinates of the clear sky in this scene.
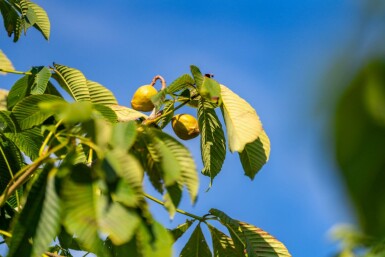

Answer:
[0,1,369,256]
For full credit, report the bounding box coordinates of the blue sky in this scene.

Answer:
[0,1,370,256]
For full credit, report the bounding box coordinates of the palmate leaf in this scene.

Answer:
[0,49,15,74]
[239,130,271,180]
[53,63,90,102]
[27,1,50,40]
[60,163,108,256]
[12,94,64,129]
[198,99,226,185]
[208,224,243,257]
[180,224,212,257]
[87,80,118,105]
[31,168,62,257]
[210,209,292,257]
[7,163,52,257]
[169,219,195,242]
[220,84,262,152]
[5,127,43,161]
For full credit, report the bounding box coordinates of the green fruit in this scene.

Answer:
[172,114,200,140]
[131,85,157,112]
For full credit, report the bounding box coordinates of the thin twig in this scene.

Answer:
[150,75,167,90]
[0,68,32,75]
[44,252,66,257]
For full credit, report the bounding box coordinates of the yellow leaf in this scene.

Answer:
[108,104,148,122]
[220,84,262,152]
[0,50,15,75]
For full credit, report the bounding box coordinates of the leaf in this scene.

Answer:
[108,104,148,122]
[60,163,108,256]
[198,99,226,184]
[190,65,204,89]
[92,103,118,123]
[31,168,62,257]
[27,1,50,40]
[138,221,173,257]
[199,77,221,104]
[0,89,8,111]
[0,1,19,39]
[99,202,141,245]
[12,94,65,129]
[210,209,292,257]
[7,74,30,110]
[180,225,212,257]
[5,127,43,161]
[87,80,118,105]
[151,128,199,203]
[157,100,174,129]
[220,84,262,152]
[0,110,17,132]
[110,121,137,151]
[53,63,90,102]
[167,74,195,94]
[239,130,271,180]
[208,224,242,257]
[7,163,52,257]
[0,49,14,74]
[169,220,195,242]
[30,66,51,95]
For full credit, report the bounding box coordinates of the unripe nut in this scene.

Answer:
[171,114,200,140]
[131,84,158,112]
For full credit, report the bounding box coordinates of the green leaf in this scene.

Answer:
[27,1,50,40]
[110,121,137,152]
[208,224,242,257]
[30,66,51,95]
[190,65,204,89]
[210,209,292,257]
[0,49,15,74]
[44,81,63,97]
[151,128,199,203]
[157,100,174,129]
[53,63,90,102]
[92,103,118,123]
[7,74,30,110]
[239,130,270,180]
[31,168,62,257]
[138,221,173,257]
[169,220,195,242]
[167,74,195,94]
[108,104,148,122]
[12,94,65,129]
[60,163,108,256]
[180,225,212,257]
[220,84,262,152]
[5,127,43,161]
[151,89,167,110]
[0,110,17,132]
[99,202,141,245]
[199,76,221,104]
[7,163,52,257]
[87,80,118,105]
[0,1,19,39]
[198,99,226,185]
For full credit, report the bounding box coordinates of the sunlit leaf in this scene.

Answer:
[92,103,118,123]
[198,99,226,185]
[239,130,270,180]
[208,224,242,257]
[180,225,212,257]
[220,84,262,152]
[108,104,147,121]
[110,121,137,151]
[27,1,50,40]
[0,49,15,75]
[53,63,90,102]
[199,76,221,104]
[87,80,118,105]
[5,127,43,161]
[7,74,30,110]
[210,209,292,257]
[157,100,174,129]
[167,74,195,94]
[190,65,204,89]
[169,219,195,242]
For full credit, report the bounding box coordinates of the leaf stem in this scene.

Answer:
[0,68,32,75]
[0,229,12,238]
[144,193,204,221]
[39,119,63,157]
[150,75,167,90]
[0,141,68,206]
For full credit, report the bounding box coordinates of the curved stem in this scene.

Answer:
[144,193,204,221]
[39,119,63,157]
[0,229,12,238]
[0,68,32,76]
[150,75,167,90]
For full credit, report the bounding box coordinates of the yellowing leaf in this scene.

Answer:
[220,84,262,152]
[108,104,148,121]
[0,50,15,75]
